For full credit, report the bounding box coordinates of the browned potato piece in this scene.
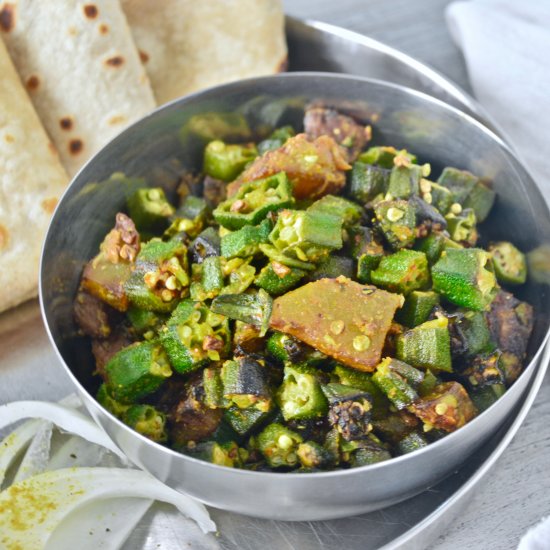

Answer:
[227,134,351,200]
[410,381,477,432]
[270,277,404,371]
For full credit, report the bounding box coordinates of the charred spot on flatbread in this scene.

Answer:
[41,198,58,214]
[0,224,8,250]
[69,138,84,155]
[26,75,40,91]
[139,49,149,64]
[0,3,15,32]
[83,4,99,19]
[105,55,125,68]
[3,133,15,144]
[60,117,74,131]
[108,114,127,126]
[99,23,109,35]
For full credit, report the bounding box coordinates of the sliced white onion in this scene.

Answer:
[12,422,53,484]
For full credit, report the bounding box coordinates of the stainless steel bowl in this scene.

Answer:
[40,73,550,521]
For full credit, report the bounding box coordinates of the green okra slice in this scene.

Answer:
[221,357,272,412]
[203,367,227,409]
[159,300,230,373]
[445,207,478,246]
[413,232,462,265]
[348,161,391,203]
[258,243,316,271]
[371,411,419,444]
[308,255,354,281]
[396,290,440,327]
[123,404,167,443]
[426,181,454,214]
[460,351,505,391]
[213,172,294,230]
[348,225,385,259]
[395,431,428,455]
[96,383,130,419]
[166,196,210,239]
[386,162,430,199]
[220,218,272,259]
[470,384,506,413]
[437,167,479,204]
[257,125,296,154]
[191,441,246,468]
[297,441,334,469]
[256,423,303,468]
[347,435,392,466]
[266,332,328,367]
[358,146,417,169]
[307,194,363,228]
[125,238,189,313]
[456,309,495,357]
[431,248,498,311]
[224,405,272,436]
[370,249,430,295]
[105,341,172,403]
[211,289,272,336]
[203,140,258,182]
[126,306,166,335]
[127,187,175,232]
[372,358,419,410]
[277,364,328,421]
[189,227,221,264]
[374,199,417,250]
[396,317,452,373]
[322,383,373,441]
[488,241,527,285]
[254,261,307,295]
[463,180,496,222]
[220,257,256,294]
[269,208,343,263]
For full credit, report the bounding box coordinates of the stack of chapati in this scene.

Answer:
[0,0,286,313]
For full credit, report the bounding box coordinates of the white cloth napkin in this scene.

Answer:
[446,0,550,202]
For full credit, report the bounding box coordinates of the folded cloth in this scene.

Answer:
[446,0,550,202]
[518,515,550,550]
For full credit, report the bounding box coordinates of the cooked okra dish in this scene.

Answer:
[74,105,534,471]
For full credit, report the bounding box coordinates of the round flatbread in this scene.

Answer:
[121,0,287,104]
[0,37,69,313]
[0,0,156,176]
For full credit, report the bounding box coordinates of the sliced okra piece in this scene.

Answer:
[470,384,506,412]
[386,162,430,199]
[347,225,384,258]
[203,139,258,182]
[371,410,419,444]
[409,381,477,432]
[166,196,210,239]
[463,180,496,222]
[277,364,328,421]
[358,146,417,169]
[220,219,272,259]
[418,369,439,397]
[297,441,334,469]
[96,383,130,419]
[266,332,328,367]
[189,226,221,264]
[409,194,447,230]
[127,187,175,232]
[395,431,428,455]
[307,194,363,228]
[348,161,390,204]
[432,248,498,311]
[455,309,495,357]
[159,300,230,373]
[189,256,225,301]
[269,208,343,263]
[256,423,303,468]
[426,181,454,214]
[258,243,316,271]
[257,125,296,154]
[220,257,256,294]
[308,255,354,281]
[370,249,430,294]
[221,357,272,412]
[322,383,373,441]
[348,435,392,466]
[488,241,527,285]
[125,238,189,313]
[126,306,166,335]
[374,199,417,250]
[105,341,172,403]
[213,172,294,230]
[396,290,440,327]
[356,253,383,284]
[211,289,272,336]
[437,167,479,204]
[445,207,478,246]
[460,351,505,391]
[191,440,245,468]
[224,405,273,437]
[123,404,167,443]
[233,321,265,354]
[203,367,227,409]
[372,358,419,410]
[255,261,307,295]
[396,317,452,373]
[413,232,462,265]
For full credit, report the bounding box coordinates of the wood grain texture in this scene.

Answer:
[285,1,550,549]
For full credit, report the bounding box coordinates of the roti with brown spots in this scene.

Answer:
[0,0,156,176]
[121,0,287,104]
[0,38,68,313]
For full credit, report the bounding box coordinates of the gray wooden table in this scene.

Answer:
[283,1,550,548]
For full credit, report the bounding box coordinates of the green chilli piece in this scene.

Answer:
[203,140,258,182]
[213,172,294,230]
[127,187,175,231]
[256,423,303,468]
[159,299,230,373]
[307,194,363,228]
[396,317,453,373]
[374,199,417,250]
[220,219,272,259]
[488,241,527,285]
[123,404,167,443]
[269,208,343,263]
[277,364,328,421]
[396,290,440,327]
[105,341,172,403]
[348,162,391,204]
[255,261,307,295]
[370,249,430,295]
[431,248,498,311]
[358,146,417,169]
[372,357,419,410]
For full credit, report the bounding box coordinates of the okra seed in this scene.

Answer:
[148,189,161,201]
[323,334,336,346]
[423,192,433,204]
[181,325,192,339]
[450,202,462,215]
[353,335,371,351]
[386,207,404,222]
[304,154,318,164]
[165,275,177,290]
[161,289,173,302]
[278,434,294,450]
[419,178,432,194]
[330,320,345,335]
[435,403,448,415]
